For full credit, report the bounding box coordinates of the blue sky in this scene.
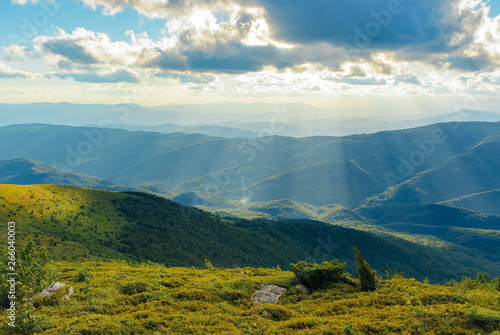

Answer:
[1,0,500,117]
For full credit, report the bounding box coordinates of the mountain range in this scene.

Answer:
[1,122,500,214]
[2,102,500,137]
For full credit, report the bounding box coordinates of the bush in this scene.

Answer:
[468,308,500,330]
[252,304,294,321]
[290,259,347,290]
[353,247,377,292]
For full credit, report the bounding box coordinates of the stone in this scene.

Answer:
[63,287,74,300]
[296,284,308,294]
[40,282,66,298]
[251,284,287,304]
[37,282,74,300]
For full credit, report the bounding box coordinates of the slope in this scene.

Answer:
[3,184,500,281]
[0,158,176,198]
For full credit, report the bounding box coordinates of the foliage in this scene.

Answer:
[353,247,378,292]
[2,241,56,334]
[290,260,348,290]
[0,261,499,334]
[1,184,499,284]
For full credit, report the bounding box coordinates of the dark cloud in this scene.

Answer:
[258,0,457,50]
[183,43,295,74]
[447,53,495,72]
[40,40,97,65]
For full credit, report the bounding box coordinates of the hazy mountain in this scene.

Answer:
[355,204,500,261]
[0,158,176,198]
[110,123,258,138]
[367,132,500,207]
[2,103,499,138]
[440,189,500,215]
[1,122,500,213]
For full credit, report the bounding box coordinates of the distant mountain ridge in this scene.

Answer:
[1,102,499,137]
[1,122,500,215]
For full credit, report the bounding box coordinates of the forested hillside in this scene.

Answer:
[1,184,499,282]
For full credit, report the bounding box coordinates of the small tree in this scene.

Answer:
[353,247,377,292]
[290,259,347,290]
[11,241,55,334]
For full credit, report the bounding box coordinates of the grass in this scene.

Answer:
[1,261,499,334]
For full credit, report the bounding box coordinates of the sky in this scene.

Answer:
[1,0,500,117]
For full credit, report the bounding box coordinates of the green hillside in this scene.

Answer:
[1,184,500,282]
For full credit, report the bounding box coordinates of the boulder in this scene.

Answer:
[40,282,67,298]
[37,282,74,301]
[296,284,308,294]
[251,284,287,304]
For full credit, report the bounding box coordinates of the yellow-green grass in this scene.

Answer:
[1,261,499,334]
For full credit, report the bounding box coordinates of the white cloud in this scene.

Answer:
[11,0,39,4]
[0,62,37,78]
[3,45,32,62]
[80,0,237,18]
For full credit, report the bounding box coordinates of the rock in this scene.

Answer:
[63,287,74,300]
[296,284,308,294]
[251,284,287,304]
[40,282,66,298]
[39,282,73,300]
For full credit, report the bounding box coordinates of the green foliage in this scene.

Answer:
[344,324,358,335]
[468,309,500,331]
[353,247,377,292]
[204,259,214,271]
[0,261,498,334]
[494,277,500,291]
[73,266,92,283]
[476,272,491,284]
[290,260,347,290]
[2,241,56,335]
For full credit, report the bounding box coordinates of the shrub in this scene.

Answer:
[468,308,500,330]
[290,259,347,290]
[120,281,148,295]
[73,266,92,283]
[252,304,294,321]
[353,247,377,292]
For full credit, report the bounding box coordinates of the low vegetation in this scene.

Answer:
[1,257,499,334]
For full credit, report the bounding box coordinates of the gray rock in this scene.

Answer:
[251,284,287,304]
[296,284,308,294]
[38,282,73,300]
[63,287,74,300]
[40,282,66,298]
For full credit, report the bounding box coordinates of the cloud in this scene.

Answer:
[11,0,39,4]
[394,72,422,85]
[347,65,367,77]
[3,45,32,62]
[156,72,216,84]
[79,0,234,18]
[49,66,140,83]
[0,62,36,78]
